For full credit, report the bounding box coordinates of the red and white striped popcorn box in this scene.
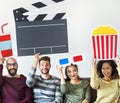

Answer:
[92,26,118,60]
[0,23,13,57]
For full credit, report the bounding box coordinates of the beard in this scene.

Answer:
[8,68,17,76]
[41,69,49,74]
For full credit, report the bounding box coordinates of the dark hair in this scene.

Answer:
[39,56,50,64]
[65,63,79,81]
[97,60,119,79]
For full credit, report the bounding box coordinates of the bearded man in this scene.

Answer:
[0,57,33,103]
[26,53,63,103]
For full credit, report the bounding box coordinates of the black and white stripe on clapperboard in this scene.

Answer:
[13,0,68,57]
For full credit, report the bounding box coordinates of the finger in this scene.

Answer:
[117,55,120,59]
[56,65,59,69]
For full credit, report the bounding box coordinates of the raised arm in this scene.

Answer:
[26,53,40,87]
[57,66,66,84]
[0,58,5,86]
[90,58,100,89]
[115,55,120,86]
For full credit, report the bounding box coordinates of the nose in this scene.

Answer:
[43,65,47,68]
[70,72,74,76]
[9,65,14,68]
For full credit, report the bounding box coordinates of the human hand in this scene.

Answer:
[92,58,97,69]
[0,57,5,64]
[34,53,41,62]
[56,65,63,75]
[32,53,41,68]
[116,55,120,67]
[81,99,88,103]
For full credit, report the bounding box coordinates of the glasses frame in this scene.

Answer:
[7,63,18,67]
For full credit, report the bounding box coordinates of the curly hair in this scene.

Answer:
[97,60,119,79]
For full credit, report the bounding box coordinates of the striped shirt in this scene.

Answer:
[26,67,63,103]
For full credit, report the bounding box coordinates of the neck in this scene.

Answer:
[70,78,80,84]
[41,74,51,79]
[103,77,112,82]
[7,74,20,78]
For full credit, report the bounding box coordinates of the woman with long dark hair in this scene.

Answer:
[90,56,120,103]
[57,63,91,103]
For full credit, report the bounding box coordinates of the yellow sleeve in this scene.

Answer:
[90,68,100,89]
[116,66,120,87]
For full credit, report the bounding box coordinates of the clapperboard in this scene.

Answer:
[13,0,68,56]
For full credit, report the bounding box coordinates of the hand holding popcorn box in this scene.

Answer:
[92,26,118,60]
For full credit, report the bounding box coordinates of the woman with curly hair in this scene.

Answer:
[90,56,120,103]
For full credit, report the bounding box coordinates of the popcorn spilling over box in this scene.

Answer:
[92,26,118,60]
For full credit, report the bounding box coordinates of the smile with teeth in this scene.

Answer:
[103,73,109,76]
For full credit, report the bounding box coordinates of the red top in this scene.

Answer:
[0,64,33,103]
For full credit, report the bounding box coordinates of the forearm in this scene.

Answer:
[26,67,36,87]
[116,66,120,86]
[32,60,38,68]
[117,66,120,76]
[60,73,66,84]
[0,64,4,86]
[90,68,99,89]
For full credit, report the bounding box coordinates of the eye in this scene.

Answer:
[7,63,17,67]
[67,70,71,73]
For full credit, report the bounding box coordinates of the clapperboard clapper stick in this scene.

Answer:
[13,0,68,56]
[0,23,13,58]
[23,0,66,21]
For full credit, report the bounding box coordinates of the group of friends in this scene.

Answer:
[0,53,120,103]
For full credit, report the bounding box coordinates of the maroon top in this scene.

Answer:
[0,64,33,103]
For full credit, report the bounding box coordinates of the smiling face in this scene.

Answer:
[101,62,112,79]
[66,65,78,80]
[6,58,18,76]
[39,60,51,75]
[38,56,51,75]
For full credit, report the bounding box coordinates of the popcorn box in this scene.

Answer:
[92,26,118,60]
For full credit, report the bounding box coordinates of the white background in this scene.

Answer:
[0,0,120,77]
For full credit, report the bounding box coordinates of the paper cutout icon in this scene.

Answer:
[73,55,83,62]
[59,58,69,65]
[59,54,83,65]
[0,23,13,57]
[92,26,118,60]
[13,0,68,56]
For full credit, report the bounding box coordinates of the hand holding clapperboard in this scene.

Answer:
[0,23,13,58]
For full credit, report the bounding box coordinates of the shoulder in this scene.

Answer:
[20,74,26,80]
[52,75,60,80]
[51,75,60,83]
[81,80,90,86]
